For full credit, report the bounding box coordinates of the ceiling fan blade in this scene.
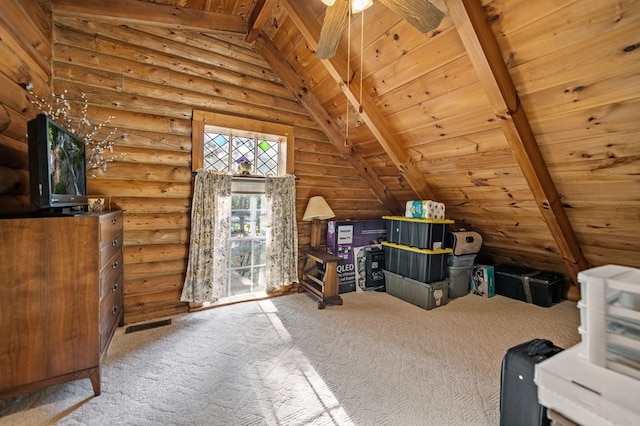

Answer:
[316,0,350,59]
[378,0,446,33]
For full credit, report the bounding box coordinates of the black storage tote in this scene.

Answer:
[494,265,564,307]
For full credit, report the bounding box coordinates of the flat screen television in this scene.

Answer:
[28,114,88,213]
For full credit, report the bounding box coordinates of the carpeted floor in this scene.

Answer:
[0,291,580,425]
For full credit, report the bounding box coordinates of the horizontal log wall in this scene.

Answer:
[4,0,638,318]
[50,17,390,323]
[0,0,51,215]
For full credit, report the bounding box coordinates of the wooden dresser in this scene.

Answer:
[0,210,124,399]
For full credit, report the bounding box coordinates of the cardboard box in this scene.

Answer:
[471,264,495,297]
[327,220,387,293]
[354,244,385,292]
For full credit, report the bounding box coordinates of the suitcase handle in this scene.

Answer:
[526,339,558,357]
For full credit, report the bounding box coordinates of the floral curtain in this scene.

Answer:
[265,175,299,292]
[180,170,232,303]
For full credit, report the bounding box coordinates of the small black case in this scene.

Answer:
[499,339,563,426]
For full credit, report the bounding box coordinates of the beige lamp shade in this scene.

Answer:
[321,0,336,5]
[303,196,335,251]
[303,196,335,221]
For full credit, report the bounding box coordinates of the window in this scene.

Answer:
[203,129,281,176]
[228,193,266,296]
[192,110,294,176]
[192,111,295,301]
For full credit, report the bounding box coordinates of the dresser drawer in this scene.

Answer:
[100,278,122,324]
[99,211,123,244]
[100,290,123,355]
[100,233,123,269]
[98,211,124,360]
[100,260,123,306]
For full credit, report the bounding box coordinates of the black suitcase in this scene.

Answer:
[499,339,563,426]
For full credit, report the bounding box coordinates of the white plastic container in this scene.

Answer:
[577,265,640,379]
[535,343,640,426]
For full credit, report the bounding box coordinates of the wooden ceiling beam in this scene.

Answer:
[280,0,438,202]
[51,0,246,35]
[254,34,403,215]
[246,0,278,43]
[447,0,590,288]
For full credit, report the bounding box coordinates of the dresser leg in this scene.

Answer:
[89,367,101,396]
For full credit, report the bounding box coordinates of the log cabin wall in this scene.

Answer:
[0,0,52,213]
[1,0,639,324]
[0,0,390,324]
[47,6,391,322]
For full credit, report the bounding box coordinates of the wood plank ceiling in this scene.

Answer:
[51,0,640,299]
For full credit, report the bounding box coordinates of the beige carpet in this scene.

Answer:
[0,291,580,426]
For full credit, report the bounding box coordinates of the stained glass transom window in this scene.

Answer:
[203,128,281,176]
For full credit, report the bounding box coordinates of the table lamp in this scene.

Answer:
[303,196,335,251]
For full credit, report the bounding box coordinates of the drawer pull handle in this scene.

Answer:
[111,217,117,225]
[112,239,118,247]
[112,282,118,292]
[111,305,118,315]
[112,260,119,269]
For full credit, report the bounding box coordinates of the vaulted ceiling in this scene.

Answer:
[51,0,640,297]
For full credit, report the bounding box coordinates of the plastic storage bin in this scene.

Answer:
[382,241,452,283]
[383,215,454,250]
[535,343,640,426]
[577,264,640,380]
[447,265,472,298]
[447,254,476,297]
[447,253,476,267]
[494,264,563,307]
[383,270,449,310]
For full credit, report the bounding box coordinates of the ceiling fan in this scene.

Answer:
[316,0,446,59]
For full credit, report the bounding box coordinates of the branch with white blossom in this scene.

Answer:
[28,88,126,175]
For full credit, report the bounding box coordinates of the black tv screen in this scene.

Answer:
[28,114,88,211]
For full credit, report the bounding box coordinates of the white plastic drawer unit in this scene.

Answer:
[535,343,640,426]
[577,264,640,380]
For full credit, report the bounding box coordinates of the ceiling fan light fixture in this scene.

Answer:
[321,0,336,6]
[351,0,373,13]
